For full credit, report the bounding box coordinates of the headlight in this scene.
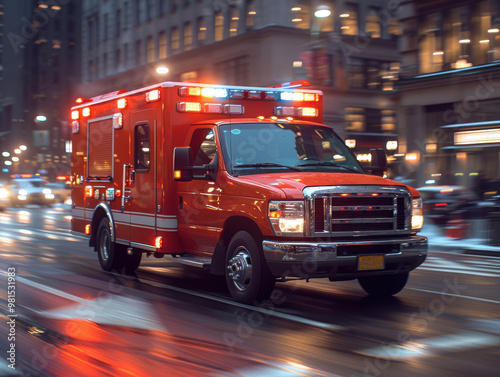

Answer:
[19,189,28,196]
[411,197,424,231]
[42,188,52,195]
[268,200,304,236]
[0,188,8,199]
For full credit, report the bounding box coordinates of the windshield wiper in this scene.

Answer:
[234,163,302,172]
[298,161,361,173]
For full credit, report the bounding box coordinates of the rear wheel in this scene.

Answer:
[225,231,275,304]
[358,272,409,297]
[96,218,124,272]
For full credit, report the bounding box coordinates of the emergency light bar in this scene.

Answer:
[178,86,318,102]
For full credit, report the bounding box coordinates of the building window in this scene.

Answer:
[135,0,141,25]
[171,27,180,54]
[103,14,108,40]
[388,18,402,38]
[115,48,121,69]
[124,43,129,68]
[171,0,178,12]
[147,35,155,62]
[341,4,358,35]
[160,0,166,15]
[230,7,239,37]
[216,56,248,85]
[102,53,107,77]
[123,2,129,30]
[159,31,167,59]
[291,2,310,30]
[180,71,198,81]
[215,11,224,41]
[246,0,256,29]
[346,59,365,88]
[345,108,365,132]
[381,110,396,132]
[135,39,143,65]
[147,0,155,20]
[116,9,121,36]
[197,17,206,44]
[366,61,380,89]
[419,13,443,74]
[88,60,95,81]
[365,9,381,38]
[184,22,192,51]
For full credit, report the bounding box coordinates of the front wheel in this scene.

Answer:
[358,272,409,297]
[225,231,275,304]
[96,218,125,272]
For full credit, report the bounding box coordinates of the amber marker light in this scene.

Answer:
[174,170,182,179]
[155,236,163,249]
[85,224,91,235]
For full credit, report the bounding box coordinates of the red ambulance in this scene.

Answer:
[70,81,427,304]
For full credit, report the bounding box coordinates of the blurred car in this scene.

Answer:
[46,177,72,205]
[0,183,11,211]
[417,186,478,226]
[9,175,55,207]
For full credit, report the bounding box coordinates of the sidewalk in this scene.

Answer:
[420,218,500,257]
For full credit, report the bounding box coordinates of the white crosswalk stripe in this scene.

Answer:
[419,256,500,277]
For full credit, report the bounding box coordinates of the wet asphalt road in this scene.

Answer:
[0,206,499,377]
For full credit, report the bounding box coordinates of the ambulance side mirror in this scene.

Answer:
[367,148,387,177]
[174,147,194,181]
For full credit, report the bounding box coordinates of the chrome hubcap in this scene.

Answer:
[227,248,253,291]
[100,232,109,261]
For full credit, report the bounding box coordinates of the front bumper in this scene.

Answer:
[262,235,428,281]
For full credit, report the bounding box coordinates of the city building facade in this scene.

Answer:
[0,0,81,179]
[397,0,500,190]
[80,0,404,166]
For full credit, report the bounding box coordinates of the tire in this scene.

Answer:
[124,249,142,275]
[96,218,124,272]
[225,231,275,304]
[358,272,409,297]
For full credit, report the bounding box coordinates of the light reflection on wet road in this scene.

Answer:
[0,206,499,377]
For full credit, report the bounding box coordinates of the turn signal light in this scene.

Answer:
[155,236,163,249]
[85,224,91,235]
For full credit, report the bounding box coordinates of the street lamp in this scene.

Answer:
[314,5,331,18]
[311,5,332,41]
[156,66,169,75]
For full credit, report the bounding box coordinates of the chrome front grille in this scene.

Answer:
[305,186,412,237]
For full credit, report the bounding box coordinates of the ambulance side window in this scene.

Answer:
[191,129,216,166]
[134,123,150,172]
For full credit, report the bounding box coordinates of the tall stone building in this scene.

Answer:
[80,0,404,163]
[397,0,500,189]
[0,0,81,178]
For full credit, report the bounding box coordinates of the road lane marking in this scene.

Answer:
[2,274,167,332]
[139,278,345,331]
[407,287,500,305]
[419,256,500,277]
[356,331,500,360]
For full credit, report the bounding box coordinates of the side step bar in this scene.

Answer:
[172,255,211,270]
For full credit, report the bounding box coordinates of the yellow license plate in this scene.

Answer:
[358,255,385,271]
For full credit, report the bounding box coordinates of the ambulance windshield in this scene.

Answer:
[219,123,364,175]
